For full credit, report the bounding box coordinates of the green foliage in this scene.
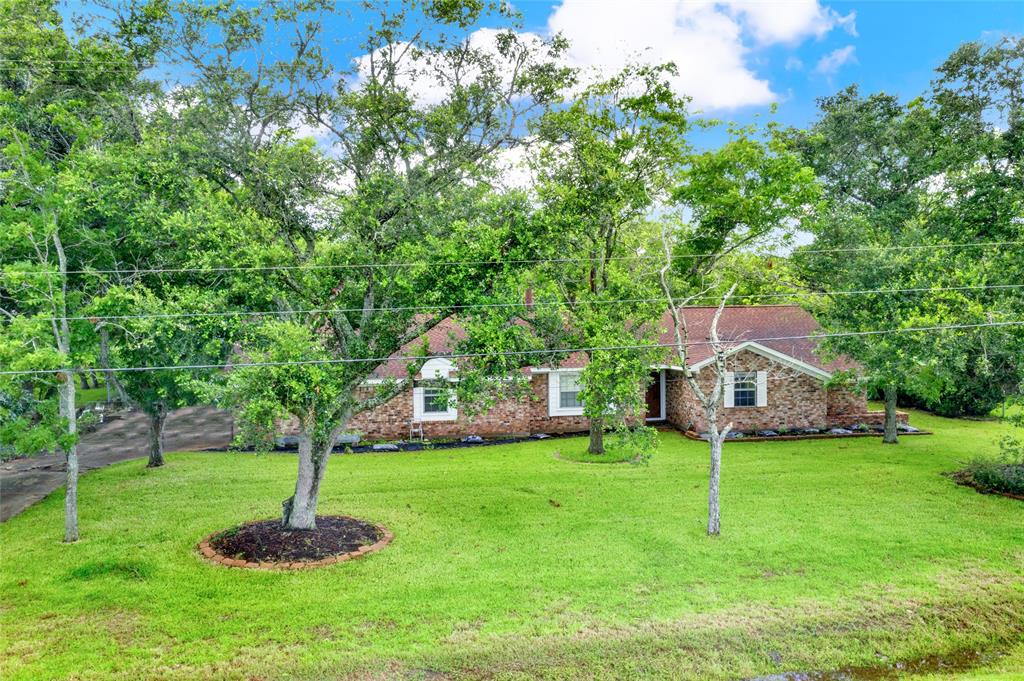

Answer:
[216,320,353,448]
[671,119,822,282]
[91,286,237,419]
[791,47,1024,418]
[515,66,689,446]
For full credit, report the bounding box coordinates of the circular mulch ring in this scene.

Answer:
[198,515,393,570]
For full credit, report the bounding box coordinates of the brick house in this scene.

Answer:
[339,305,904,441]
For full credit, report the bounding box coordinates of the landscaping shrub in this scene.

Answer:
[961,436,1024,496]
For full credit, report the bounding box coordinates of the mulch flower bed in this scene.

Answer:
[198,515,393,570]
[946,470,1024,501]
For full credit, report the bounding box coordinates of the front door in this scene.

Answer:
[645,370,664,421]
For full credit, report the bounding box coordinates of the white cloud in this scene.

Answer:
[548,0,772,110]
[491,143,535,192]
[725,0,855,44]
[785,56,804,71]
[814,45,856,75]
[547,0,856,110]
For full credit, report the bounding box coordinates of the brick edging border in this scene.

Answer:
[681,429,933,443]
[197,516,394,570]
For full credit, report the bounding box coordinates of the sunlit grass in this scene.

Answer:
[1,409,1021,680]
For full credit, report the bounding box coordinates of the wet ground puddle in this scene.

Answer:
[746,648,1004,680]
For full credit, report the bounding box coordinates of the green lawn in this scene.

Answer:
[1,410,1022,680]
[75,376,108,407]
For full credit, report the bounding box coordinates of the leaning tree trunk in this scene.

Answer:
[146,408,167,468]
[706,417,729,536]
[588,416,605,455]
[282,427,332,530]
[883,383,899,445]
[58,370,79,543]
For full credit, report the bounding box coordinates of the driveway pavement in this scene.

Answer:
[0,405,234,522]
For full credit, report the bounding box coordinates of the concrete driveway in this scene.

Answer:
[0,405,234,522]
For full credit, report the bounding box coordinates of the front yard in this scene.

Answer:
[1,409,1022,680]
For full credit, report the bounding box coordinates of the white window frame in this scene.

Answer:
[724,370,768,408]
[412,357,458,421]
[548,370,585,417]
[413,384,457,421]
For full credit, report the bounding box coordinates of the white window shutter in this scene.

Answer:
[756,371,768,407]
[724,371,735,408]
[548,374,559,416]
[412,387,424,420]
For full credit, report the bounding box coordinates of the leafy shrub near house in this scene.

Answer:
[958,436,1024,496]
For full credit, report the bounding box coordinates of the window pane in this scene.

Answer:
[423,388,447,413]
[559,373,583,409]
[733,372,756,407]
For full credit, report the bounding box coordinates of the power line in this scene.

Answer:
[3,320,1021,377]
[18,283,1024,323]
[3,240,1020,278]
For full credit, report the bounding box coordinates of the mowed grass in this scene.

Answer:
[1,410,1022,680]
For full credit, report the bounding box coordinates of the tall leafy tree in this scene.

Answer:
[145,0,571,529]
[92,286,236,468]
[527,65,689,455]
[787,86,943,443]
[916,38,1024,416]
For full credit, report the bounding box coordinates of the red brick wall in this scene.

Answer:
[666,350,829,432]
[342,374,590,440]
[826,386,867,422]
[278,354,901,442]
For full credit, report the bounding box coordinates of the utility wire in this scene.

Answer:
[3,240,1020,278]
[18,283,1024,323]
[4,320,1021,377]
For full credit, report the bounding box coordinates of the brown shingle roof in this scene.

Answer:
[369,305,857,379]
[658,305,858,373]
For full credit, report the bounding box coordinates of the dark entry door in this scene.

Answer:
[645,370,663,420]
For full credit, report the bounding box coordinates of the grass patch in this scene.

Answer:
[554,446,641,464]
[66,559,154,582]
[1,409,1023,680]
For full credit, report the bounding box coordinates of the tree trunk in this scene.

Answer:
[883,384,899,445]
[282,429,330,530]
[588,417,605,454]
[147,408,166,468]
[706,419,727,536]
[98,326,128,404]
[58,370,79,543]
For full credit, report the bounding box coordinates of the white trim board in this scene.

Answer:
[689,341,832,381]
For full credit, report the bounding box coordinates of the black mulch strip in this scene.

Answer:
[205,430,589,454]
[210,516,382,562]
